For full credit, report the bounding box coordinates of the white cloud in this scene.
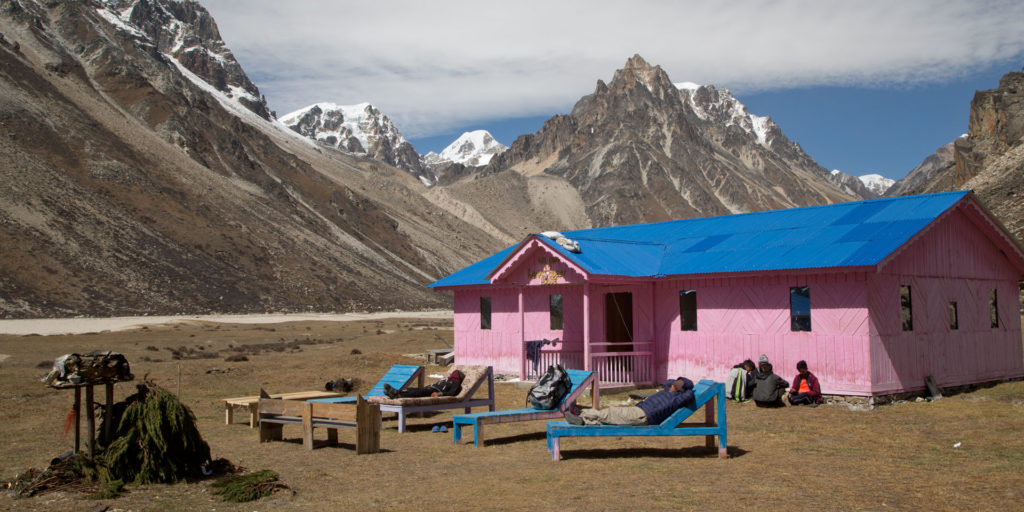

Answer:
[201,0,1024,137]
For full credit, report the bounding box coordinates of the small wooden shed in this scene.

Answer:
[429,191,1024,396]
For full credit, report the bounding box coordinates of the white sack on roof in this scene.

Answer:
[540,231,581,253]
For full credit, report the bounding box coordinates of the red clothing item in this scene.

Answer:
[790,371,821,401]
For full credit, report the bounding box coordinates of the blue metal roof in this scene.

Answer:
[428,191,972,288]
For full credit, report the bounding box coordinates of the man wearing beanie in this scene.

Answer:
[564,377,695,426]
[752,357,789,407]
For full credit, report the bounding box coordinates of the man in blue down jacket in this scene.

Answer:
[564,377,695,425]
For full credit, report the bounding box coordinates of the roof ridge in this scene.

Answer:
[565,190,972,236]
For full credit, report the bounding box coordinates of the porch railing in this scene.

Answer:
[522,342,584,380]
[522,340,654,386]
[589,341,654,386]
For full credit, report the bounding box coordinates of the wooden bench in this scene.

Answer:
[545,380,728,461]
[222,390,344,428]
[257,395,381,453]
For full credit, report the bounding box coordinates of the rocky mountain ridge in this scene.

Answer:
[7,0,997,319]
[888,65,1023,240]
[0,0,504,317]
[479,55,858,227]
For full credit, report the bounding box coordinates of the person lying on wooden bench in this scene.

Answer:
[563,377,694,426]
[382,369,464,398]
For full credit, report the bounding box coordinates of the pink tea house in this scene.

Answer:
[429,191,1024,396]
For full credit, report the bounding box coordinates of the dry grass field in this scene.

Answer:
[1,316,1023,511]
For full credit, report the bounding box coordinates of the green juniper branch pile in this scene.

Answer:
[8,380,213,498]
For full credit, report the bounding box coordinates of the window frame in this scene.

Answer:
[789,286,811,332]
[989,289,999,328]
[900,285,913,332]
[679,290,697,331]
[948,301,958,330]
[480,296,492,330]
[549,293,563,331]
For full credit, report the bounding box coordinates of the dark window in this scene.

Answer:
[900,285,913,331]
[679,290,697,331]
[790,286,811,332]
[480,297,491,330]
[549,294,563,330]
[990,289,999,328]
[949,301,958,330]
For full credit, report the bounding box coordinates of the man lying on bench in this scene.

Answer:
[563,377,694,426]
[382,369,463,398]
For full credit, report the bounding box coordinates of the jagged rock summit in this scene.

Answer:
[99,0,272,119]
[887,65,1024,239]
[485,54,856,227]
[279,102,428,184]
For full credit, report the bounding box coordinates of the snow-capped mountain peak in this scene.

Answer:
[278,102,427,180]
[675,82,774,148]
[857,173,895,195]
[278,102,406,154]
[435,130,507,167]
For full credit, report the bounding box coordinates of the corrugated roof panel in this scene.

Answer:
[428,245,517,288]
[830,201,891,225]
[683,234,731,253]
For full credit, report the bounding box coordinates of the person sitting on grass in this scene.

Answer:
[563,377,694,426]
[788,360,823,406]
[726,359,756,402]
[383,369,463,398]
[751,357,789,408]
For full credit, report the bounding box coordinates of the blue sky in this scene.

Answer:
[204,1,1024,181]
[407,63,1015,179]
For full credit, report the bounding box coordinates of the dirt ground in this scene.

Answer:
[1,316,1023,511]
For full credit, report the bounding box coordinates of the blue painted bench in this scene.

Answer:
[545,379,727,461]
[452,369,600,447]
[368,365,495,432]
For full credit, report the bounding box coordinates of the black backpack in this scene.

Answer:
[527,364,571,410]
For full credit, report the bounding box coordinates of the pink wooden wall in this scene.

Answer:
[867,206,1024,394]
[452,287,522,375]
[452,242,590,375]
[654,272,873,395]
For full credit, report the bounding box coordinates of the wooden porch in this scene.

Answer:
[521,340,655,387]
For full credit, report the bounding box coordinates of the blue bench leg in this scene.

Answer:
[453,422,461,444]
[473,422,480,447]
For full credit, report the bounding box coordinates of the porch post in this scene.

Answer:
[519,285,526,380]
[583,281,590,371]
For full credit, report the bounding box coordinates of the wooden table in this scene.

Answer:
[426,348,453,364]
[221,391,345,428]
[51,379,132,458]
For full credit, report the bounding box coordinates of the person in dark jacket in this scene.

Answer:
[751,359,789,408]
[383,369,463,398]
[563,377,695,425]
[788,360,823,406]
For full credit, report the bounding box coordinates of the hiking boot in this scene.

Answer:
[383,383,398,399]
[563,410,584,425]
[566,402,582,416]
